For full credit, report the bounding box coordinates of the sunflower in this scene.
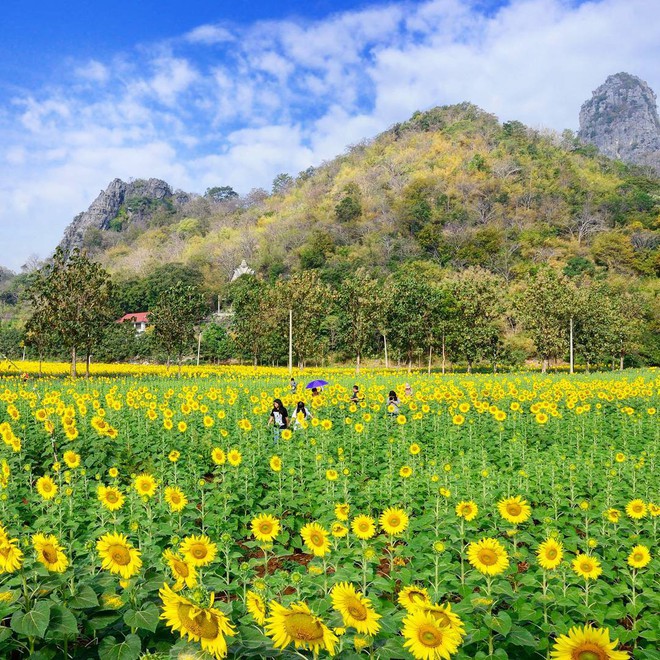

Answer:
[497,496,531,525]
[160,583,235,660]
[301,522,331,557]
[550,624,628,660]
[165,486,188,512]
[265,601,337,656]
[467,538,509,576]
[63,451,81,469]
[399,466,413,478]
[97,532,142,579]
[537,538,563,571]
[627,544,651,569]
[169,450,181,462]
[379,507,409,536]
[331,522,348,538]
[351,515,376,541]
[0,538,24,573]
[246,590,267,625]
[455,501,478,522]
[36,475,58,500]
[227,449,242,467]
[326,469,339,481]
[269,456,282,472]
[419,603,465,641]
[180,534,217,567]
[32,533,68,573]
[133,473,157,498]
[97,485,125,511]
[163,549,198,590]
[334,502,350,521]
[625,499,647,520]
[251,514,280,543]
[212,448,226,465]
[571,553,602,580]
[330,582,381,635]
[648,502,660,517]
[605,508,620,524]
[398,585,431,612]
[402,609,462,660]
[409,443,421,455]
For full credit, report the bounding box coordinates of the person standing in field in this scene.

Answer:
[291,401,313,430]
[350,385,361,404]
[386,390,400,416]
[290,377,298,394]
[268,398,289,441]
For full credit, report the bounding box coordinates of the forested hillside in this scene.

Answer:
[1,103,659,369]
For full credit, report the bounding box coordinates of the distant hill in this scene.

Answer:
[579,72,660,173]
[56,102,659,293]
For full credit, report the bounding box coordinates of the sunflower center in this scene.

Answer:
[478,549,498,566]
[171,493,181,504]
[173,560,189,577]
[310,532,323,547]
[388,516,401,527]
[179,604,220,640]
[259,522,273,535]
[108,544,131,566]
[418,624,443,648]
[42,482,53,492]
[347,599,367,621]
[191,544,207,559]
[546,548,557,559]
[574,645,606,660]
[41,545,58,564]
[632,505,643,513]
[632,553,643,562]
[284,612,325,642]
[506,503,522,516]
[580,561,593,573]
[106,492,118,503]
[358,523,369,532]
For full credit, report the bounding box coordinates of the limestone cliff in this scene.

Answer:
[58,178,174,253]
[578,72,660,172]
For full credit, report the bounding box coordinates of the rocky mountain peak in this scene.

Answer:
[578,72,660,172]
[59,177,173,254]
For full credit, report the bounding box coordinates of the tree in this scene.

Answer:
[26,248,115,378]
[335,192,362,224]
[451,268,506,372]
[336,268,384,373]
[574,283,617,371]
[516,268,574,373]
[204,186,238,202]
[202,324,233,363]
[279,271,334,368]
[149,282,207,375]
[272,173,294,195]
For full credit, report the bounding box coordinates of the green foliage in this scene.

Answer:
[204,186,238,202]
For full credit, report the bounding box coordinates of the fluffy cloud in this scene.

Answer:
[1,0,658,270]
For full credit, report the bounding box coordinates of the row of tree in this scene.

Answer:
[7,249,658,376]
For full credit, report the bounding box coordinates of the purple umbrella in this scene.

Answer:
[305,379,329,389]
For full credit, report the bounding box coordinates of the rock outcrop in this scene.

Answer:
[59,178,173,254]
[578,72,660,173]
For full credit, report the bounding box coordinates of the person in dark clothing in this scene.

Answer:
[268,398,289,441]
[386,390,400,416]
[350,385,361,403]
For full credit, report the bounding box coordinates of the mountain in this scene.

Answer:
[59,178,185,254]
[578,72,660,173]
[57,102,659,290]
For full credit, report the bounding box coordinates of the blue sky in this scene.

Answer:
[1,0,658,271]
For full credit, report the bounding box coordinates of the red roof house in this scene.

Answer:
[118,312,150,333]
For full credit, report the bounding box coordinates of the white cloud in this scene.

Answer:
[1,0,659,271]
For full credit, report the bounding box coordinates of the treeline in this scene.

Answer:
[3,251,656,374]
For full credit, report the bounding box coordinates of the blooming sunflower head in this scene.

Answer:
[97,532,142,580]
[301,522,331,557]
[32,533,68,573]
[164,486,188,513]
[265,601,337,656]
[133,473,157,498]
[251,514,280,544]
[627,544,651,569]
[330,582,381,636]
[467,537,509,576]
[402,609,462,660]
[379,507,409,536]
[455,501,478,522]
[36,475,58,501]
[550,624,628,660]
[571,553,602,581]
[625,499,647,520]
[351,515,376,541]
[179,534,217,568]
[537,538,563,571]
[246,590,267,625]
[163,549,198,590]
[497,495,531,525]
[397,585,431,612]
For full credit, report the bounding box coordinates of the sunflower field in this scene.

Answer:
[0,365,657,659]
